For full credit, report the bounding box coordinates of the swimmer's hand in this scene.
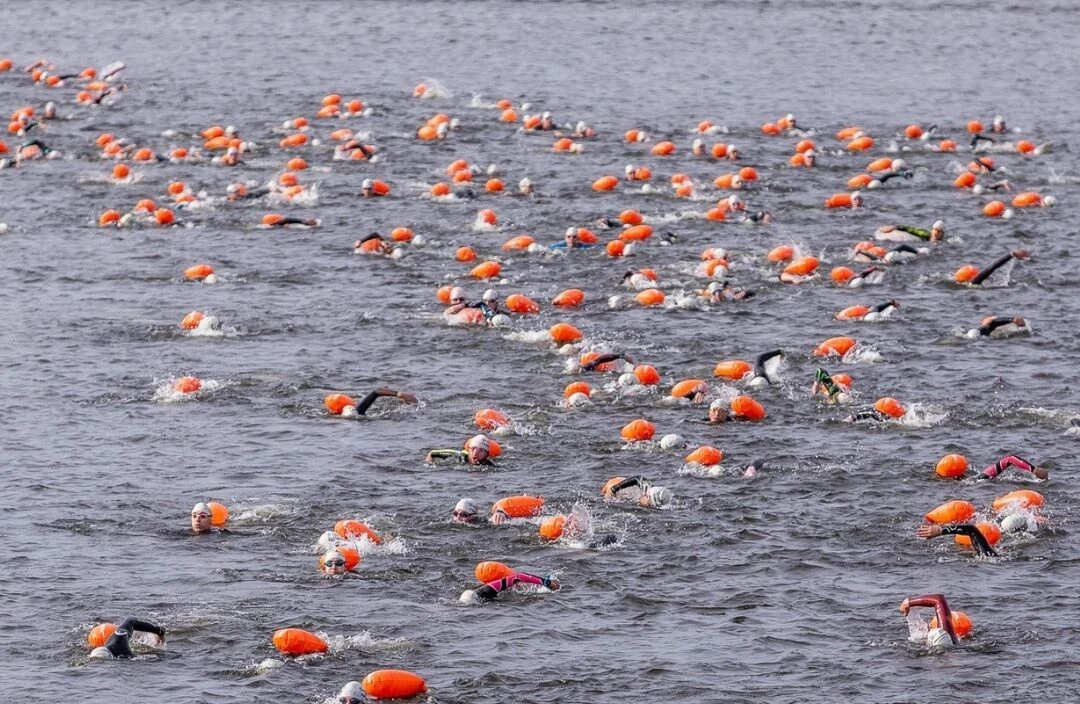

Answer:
[898,598,910,616]
[1011,249,1030,260]
[396,391,418,404]
[490,510,508,526]
[915,525,943,540]
[424,452,435,463]
[541,576,560,591]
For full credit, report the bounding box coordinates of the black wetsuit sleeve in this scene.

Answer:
[609,476,648,495]
[754,350,783,384]
[354,390,384,416]
[978,317,1014,336]
[106,618,164,657]
[849,409,888,422]
[970,253,1012,285]
[475,584,499,601]
[892,244,920,255]
[582,354,622,371]
[939,525,997,557]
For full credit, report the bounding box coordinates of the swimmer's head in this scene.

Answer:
[1034,466,1049,480]
[321,548,347,575]
[931,220,945,240]
[647,486,673,507]
[449,286,466,303]
[89,646,114,659]
[709,398,729,423]
[459,588,481,605]
[1001,513,1032,534]
[482,288,497,302]
[564,227,578,247]
[706,281,724,295]
[452,498,480,524]
[191,503,212,533]
[926,627,953,649]
[1042,195,1057,208]
[518,177,533,194]
[338,680,365,704]
[465,434,491,463]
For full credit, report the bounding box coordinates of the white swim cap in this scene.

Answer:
[932,219,945,231]
[340,404,358,418]
[460,589,481,605]
[225,125,238,136]
[482,288,497,301]
[891,158,906,170]
[89,646,114,659]
[465,434,490,451]
[449,286,465,302]
[618,372,639,387]
[658,433,684,450]
[706,281,723,294]
[361,178,373,189]
[647,486,673,507]
[926,627,953,649]
[567,392,591,407]
[489,313,510,327]
[454,498,478,515]
[192,502,211,517]
[338,681,365,701]
[1001,513,1030,534]
[709,399,725,411]
[316,530,340,552]
[518,177,532,191]
[1042,195,1056,207]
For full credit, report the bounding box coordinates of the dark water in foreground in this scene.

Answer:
[2,1,1080,702]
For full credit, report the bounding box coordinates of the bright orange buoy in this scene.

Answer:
[620,418,656,441]
[924,500,976,525]
[470,261,501,279]
[502,235,536,251]
[324,394,358,415]
[635,288,665,307]
[633,364,661,385]
[563,381,592,399]
[953,172,976,188]
[831,266,855,284]
[552,289,585,307]
[98,209,121,227]
[492,495,545,518]
[592,175,619,191]
[730,395,765,420]
[549,323,583,344]
[505,293,540,314]
[474,408,509,430]
[455,246,477,262]
[967,120,984,133]
[954,522,1001,548]
[1012,192,1043,208]
[935,454,969,479]
[954,265,979,283]
[783,256,819,277]
[713,360,752,380]
[272,628,328,656]
[87,623,117,647]
[874,397,906,419]
[181,311,205,330]
[174,376,202,394]
[846,136,874,151]
[937,139,957,152]
[1016,140,1036,154]
[983,200,1006,217]
[650,141,676,156]
[739,166,758,181]
[825,192,861,209]
[814,336,856,357]
[846,173,873,189]
[992,489,1044,512]
[539,514,567,540]
[475,561,515,584]
[904,124,924,139]
[154,208,175,226]
[390,227,414,242]
[620,224,653,241]
[670,379,707,399]
[619,209,643,226]
[334,519,382,544]
[606,240,626,256]
[182,264,214,281]
[208,501,229,526]
[111,163,130,180]
[835,305,870,320]
[930,611,973,639]
[685,445,723,466]
[767,244,795,263]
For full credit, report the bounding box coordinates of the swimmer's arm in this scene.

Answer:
[426,449,467,463]
[355,387,417,415]
[970,253,1013,285]
[582,353,624,371]
[445,303,467,314]
[845,409,887,422]
[608,476,648,495]
[977,317,1014,336]
[896,225,929,239]
[900,593,958,643]
[928,524,998,557]
[891,244,921,255]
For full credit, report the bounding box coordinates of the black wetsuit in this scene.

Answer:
[582,353,628,371]
[938,524,997,557]
[814,368,843,402]
[231,186,271,201]
[753,350,783,385]
[970,252,1017,286]
[978,317,1021,337]
[608,476,651,498]
[104,618,165,658]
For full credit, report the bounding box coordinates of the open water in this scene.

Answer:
[2,1,1079,702]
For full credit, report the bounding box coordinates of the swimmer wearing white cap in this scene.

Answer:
[337,681,365,704]
[602,476,672,508]
[875,220,945,243]
[451,497,510,525]
[915,523,997,557]
[898,593,959,649]
[191,503,214,534]
[89,617,166,659]
[321,548,349,575]
[426,434,493,465]
[446,287,500,324]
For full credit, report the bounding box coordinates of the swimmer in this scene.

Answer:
[602,476,672,508]
[190,503,216,534]
[342,387,418,417]
[742,458,766,477]
[971,179,1011,195]
[352,232,395,255]
[811,368,847,404]
[89,617,166,659]
[974,454,1048,481]
[971,315,1028,339]
[848,265,886,287]
[320,548,350,575]
[882,243,929,263]
[875,220,945,243]
[581,352,633,372]
[704,280,755,302]
[460,570,559,605]
[550,227,594,250]
[898,593,959,648]
[836,299,899,322]
[227,183,270,201]
[426,434,494,465]
[337,681,365,704]
[452,498,511,525]
[622,269,657,290]
[263,214,319,228]
[467,289,500,318]
[750,349,783,386]
[966,249,1029,286]
[915,523,997,557]
[445,287,498,324]
[708,399,730,423]
[736,210,772,225]
[865,169,913,189]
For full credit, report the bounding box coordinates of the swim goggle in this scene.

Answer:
[340,698,362,704]
[452,510,477,519]
[324,557,346,568]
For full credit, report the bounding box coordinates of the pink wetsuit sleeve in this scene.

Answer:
[981,455,1033,479]
[907,594,958,644]
[484,572,544,593]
